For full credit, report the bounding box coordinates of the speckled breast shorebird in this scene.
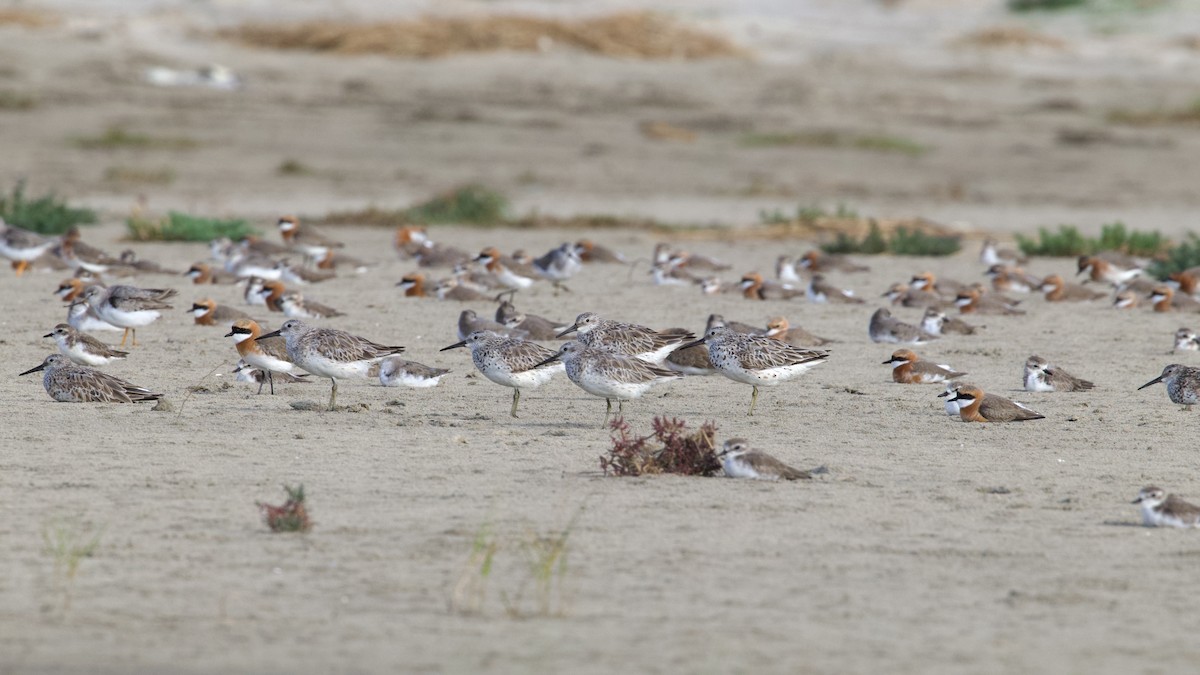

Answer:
[441,330,562,417]
[534,340,681,424]
[1138,364,1200,411]
[20,353,160,403]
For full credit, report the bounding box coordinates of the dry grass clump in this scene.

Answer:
[222,12,745,60]
[601,416,720,477]
[953,26,1066,49]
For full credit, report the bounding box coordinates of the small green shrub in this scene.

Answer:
[126,211,258,241]
[1009,0,1087,10]
[1016,225,1091,257]
[1149,235,1200,279]
[820,221,958,257]
[0,180,97,234]
[1017,222,1167,257]
[760,203,859,225]
[405,184,507,224]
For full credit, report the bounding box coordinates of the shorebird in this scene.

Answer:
[708,314,766,336]
[699,277,739,296]
[43,323,128,366]
[54,278,91,303]
[0,217,56,275]
[681,326,829,416]
[534,340,681,423]
[57,226,121,274]
[985,264,1037,294]
[1041,274,1106,302]
[255,319,404,410]
[798,250,869,274]
[186,262,238,284]
[397,273,430,297]
[79,284,176,347]
[1023,355,1094,392]
[440,330,562,417]
[277,215,343,263]
[910,272,967,298]
[938,381,968,416]
[1174,328,1200,352]
[20,354,160,403]
[868,308,937,344]
[947,385,1044,423]
[807,274,863,304]
[475,247,538,290]
[532,242,582,292]
[764,316,832,347]
[883,282,943,309]
[1138,364,1200,411]
[119,249,177,275]
[1113,290,1139,310]
[1078,255,1142,286]
[276,260,336,285]
[740,272,803,301]
[225,319,297,395]
[279,291,345,319]
[67,299,120,333]
[556,312,692,364]
[1132,486,1200,528]
[921,307,980,336]
[233,359,309,394]
[883,349,966,384]
[775,256,805,285]
[651,262,699,287]
[979,239,1026,266]
[190,299,251,326]
[575,239,626,264]
[495,301,568,340]
[664,328,717,376]
[955,288,1024,315]
[243,277,267,306]
[718,439,812,481]
[1149,285,1200,313]
[376,357,450,389]
[458,309,527,341]
[656,245,729,271]
[435,278,495,302]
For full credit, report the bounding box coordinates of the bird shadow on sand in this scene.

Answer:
[1101,519,1146,528]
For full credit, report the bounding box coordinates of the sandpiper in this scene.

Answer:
[910,272,967,298]
[277,215,344,263]
[1132,486,1200,528]
[534,340,681,423]
[190,299,252,326]
[883,349,966,384]
[807,274,863,304]
[440,330,563,417]
[709,314,766,336]
[764,316,833,347]
[79,284,176,347]
[557,312,692,364]
[868,308,937,344]
[1138,364,1200,410]
[718,439,812,481]
[57,226,121,274]
[376,357,450,389]
[798,250,869,274]
[740,272,803,301]
[575,239,627,264]
[185,262,239,284]
[532,242,582,292]
[225,319,297,395]
[884,282,942,308]
[0,217,57,276]
[681,326,829,416]
[20,354,160,403]
[947,385,1044,423]
[256,319,404,410]
[1174,328,1200,352]
[475,247,538,289]
[1113,290,1139,310]
[119,249,177,275]
[233,359,309,394]
[67,299,120,333]
[979,239,1025,266]
[436,278,495,302]
[775,256,804,285]
[43,323,128,366]
[1023,355,1094,392]
[921,307,980,336]
[495,301,568,340]
[664,327,717,376]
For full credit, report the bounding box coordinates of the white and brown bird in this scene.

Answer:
[868,308,937,344]
[0,218,57,276]
[225,319,298,395]
[883,349,966,384]
[277,215,344,263]
[20,353,160,403]
[955,288,1023,315]
[1023,355,1094,392]
[764,316,832,347]
[1132,486,1200,528]
[740,272,803,301]
[807,274,863,304]
[718,439,812,481]
[43,323,128,366]
[947,385,1044,423]
[921,307,980,336]
[190,299,252,326]
[1138,364,1200,411]
[79,284,176,347]
[1041,274,1106,303]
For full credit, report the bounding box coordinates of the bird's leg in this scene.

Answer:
[618,399,624,413]
[603,398,613,426]
[13,260,27,277]
[256,378,265,395]
[328,377,337,411]
[268,370,275,395]
[119,328,129,348]
[748,386,759,416]
[131,329,138,347]
[510,388,520,418]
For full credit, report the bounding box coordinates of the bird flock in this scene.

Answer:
[3,215,1200,514]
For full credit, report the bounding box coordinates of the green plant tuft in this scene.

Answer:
[1149,235,1200,280]
[0,180,97,234]
[1016,222,1166,257]
[820,221,958,256]
[72,126,201,151]
[126,211,258,242]
[405,184,508,224]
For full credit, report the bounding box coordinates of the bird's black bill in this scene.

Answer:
[19,363,46,376]
[440,341,467,352]
[678,338,706,351]
[555,325,579,338]
[532,354,561,368]
[256,329,282,340]
[42,332,53,338]
[1137,377,1164,391]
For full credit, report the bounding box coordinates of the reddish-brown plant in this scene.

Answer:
[600,416,720,477]
[257,484,312,533]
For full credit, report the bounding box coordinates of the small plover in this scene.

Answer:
[1077,255,1142,286]
[1149,285,1200,313]
[1023,355,1094,392]
[277,215,344,263]
[979,239,1026,266]
[43,323,128,366]
[185,262,239,284]
[1132,486,1200,528]
[955,288,1024,315]
[279,291,345,319]
[883,349,966,384]
[0,217,56,276]
[532,242,582,292]
[495,301,568,341]
[798,250,869,274]
[20,353,160,403]
[806,274,863,304]
[458,309,527,341]
[764,316,833,347]
[1040,274,1106,302]
[718,439,812,481]
[740,272,804,301]
[1173,328,1200,352]
[947,385,1044,423]
[575,239,627,264]
[225,319,298,395]
[475,247,538,290]
[190,299,252,326]
[377,357,450,389]
[233,359,309,394]
[79,284,176,347]
[921,307,980,336]
[868,308,937,344]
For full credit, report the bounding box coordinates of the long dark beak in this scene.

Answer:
[532,353,561,368]
[555,324,580,338]
[440,340,467,352]
[678,337,706,351]
[42,332,53,338]
[256,329,282,340]
[19,362,46,376]
[1138,376,1164,390]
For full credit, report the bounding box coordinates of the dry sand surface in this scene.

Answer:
[4,0,1200,673]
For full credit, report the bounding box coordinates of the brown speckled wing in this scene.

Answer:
[108,286,178,311]
[306,328,403,362]
[737,336,828,370]
[496,338,558,372]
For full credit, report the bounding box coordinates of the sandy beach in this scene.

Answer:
[3,1,1200,673]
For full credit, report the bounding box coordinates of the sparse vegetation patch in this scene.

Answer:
[127,211,258,242]
[601,416,720,477]
[0,180,97,234]
[1016,222,1167,257]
